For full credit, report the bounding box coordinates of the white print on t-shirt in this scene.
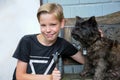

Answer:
[30,59,48,74]
[29,56,49,74]
[44,58,54,75]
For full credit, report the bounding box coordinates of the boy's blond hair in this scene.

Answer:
[37,3,64,22]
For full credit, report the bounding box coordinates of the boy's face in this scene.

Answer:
[39,13,64,42]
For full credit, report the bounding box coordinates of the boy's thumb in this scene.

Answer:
[54,67,58,70]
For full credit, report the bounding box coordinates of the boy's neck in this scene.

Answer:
[37,34,57,46]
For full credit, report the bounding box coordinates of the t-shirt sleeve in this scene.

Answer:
[62,40,78,56]
[12,36,30,63]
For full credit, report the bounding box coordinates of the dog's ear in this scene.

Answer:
[76,16,84,23]
[88,16,97,27]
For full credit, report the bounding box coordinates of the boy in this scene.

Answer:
[12,3,84,80]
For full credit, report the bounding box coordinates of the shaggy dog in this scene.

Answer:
[71,16,120,80]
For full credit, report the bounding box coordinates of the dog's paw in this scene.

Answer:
[107,70,120,77]
[80,71,91,77]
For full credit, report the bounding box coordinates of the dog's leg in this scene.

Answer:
[80,58,94,77]
[93,58,107,80]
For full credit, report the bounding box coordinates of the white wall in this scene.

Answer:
[0,0,40,80]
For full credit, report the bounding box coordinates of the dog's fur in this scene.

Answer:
[71,16,120,80]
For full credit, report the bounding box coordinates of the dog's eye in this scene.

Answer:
[76,27,80,29]
[72,34,79,40]
[81,25,86,28]
[74,27,80,30]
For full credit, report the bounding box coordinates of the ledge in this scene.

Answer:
[65,11,120,26]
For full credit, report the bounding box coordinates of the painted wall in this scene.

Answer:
[0,0,40,80]
[42,0,120,18]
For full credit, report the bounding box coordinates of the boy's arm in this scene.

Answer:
[16,60,52,80]
[71,51,85,64]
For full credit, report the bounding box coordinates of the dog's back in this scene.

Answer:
[108,39,120,67]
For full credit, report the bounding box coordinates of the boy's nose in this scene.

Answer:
[46,26,51,32]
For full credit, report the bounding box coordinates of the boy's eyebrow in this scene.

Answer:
[40,23,46,26]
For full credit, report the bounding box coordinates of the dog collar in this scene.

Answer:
[83,48,87,55]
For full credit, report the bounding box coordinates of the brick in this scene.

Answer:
[46,0,80,5]
[102,2,120,15]
[47,0,59,3]
[70,4,103,18]
[79,0,112,4]
[63,6,71,18]
[59,0,80,5]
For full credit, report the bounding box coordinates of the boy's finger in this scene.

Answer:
[54,67,58,70]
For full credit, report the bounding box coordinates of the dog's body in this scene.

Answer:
[71,16,120,80]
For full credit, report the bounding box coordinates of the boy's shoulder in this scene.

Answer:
[57,37,71,44]
[21,34,38,41]
[23,34,37,37]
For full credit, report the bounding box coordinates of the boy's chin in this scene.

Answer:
[46,37,57,42]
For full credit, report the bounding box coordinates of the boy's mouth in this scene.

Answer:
[45,33,55,38]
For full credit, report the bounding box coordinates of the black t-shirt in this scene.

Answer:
[12,34,78,79]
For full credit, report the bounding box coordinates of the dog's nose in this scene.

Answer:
[71,30,75,37]
[71,28,75,33]
[71,32,79,41]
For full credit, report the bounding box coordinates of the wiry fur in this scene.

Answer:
[71,16,120,80]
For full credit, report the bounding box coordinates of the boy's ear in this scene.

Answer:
[61,19,65,28]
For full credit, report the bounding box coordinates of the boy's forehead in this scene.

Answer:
[39,13,60,23]
[39,13,59,21]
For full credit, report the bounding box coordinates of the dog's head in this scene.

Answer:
[71,16,101,48]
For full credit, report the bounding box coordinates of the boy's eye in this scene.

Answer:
[50,24,56,26]
[40,23,57,27]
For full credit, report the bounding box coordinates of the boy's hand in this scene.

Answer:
[99,28,103,37]
[52,67,61,80]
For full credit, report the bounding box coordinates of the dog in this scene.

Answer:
[71,16,120,80]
